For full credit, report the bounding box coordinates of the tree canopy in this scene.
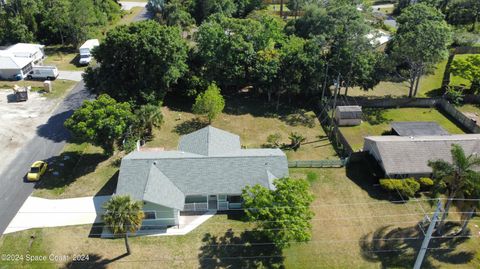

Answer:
[451,55,480,92]
[0,0,121,46]
[64,94,134,155]
[388,3,452,97]
[103,195,144,254]
[192,83,225,123]
[84,20,189,104]
[428,144,480,235]
[242,177,314,249]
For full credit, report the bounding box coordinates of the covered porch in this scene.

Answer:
[183,194,242,211]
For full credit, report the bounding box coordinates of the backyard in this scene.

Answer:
[32,93,337,199]
[347,54,475,98]
[2,164,479,268]
[339,107,465,151]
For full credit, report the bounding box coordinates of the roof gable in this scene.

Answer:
[178,126,241,156]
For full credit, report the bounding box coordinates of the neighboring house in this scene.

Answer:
[366,29,391,50]
[0,55,34,80]
[363,134,480,178]
[0,43,45,80]
[116,126,289,230]
[390,122,449,136]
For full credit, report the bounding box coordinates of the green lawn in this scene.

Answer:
[33,142,119,199]
[348,54,476,98]
[43,45,86,71]
[457,104,480,115]
[3,165,479,268]
[340,107,465,151]
[150,96,337,160]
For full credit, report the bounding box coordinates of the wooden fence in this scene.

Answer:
[288,159,348,168]
[436,99,480,133]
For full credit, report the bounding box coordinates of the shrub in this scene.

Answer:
[419,177,434,190]
[266,133,282,148]
[379,178,420,198]
[402,178,420,197]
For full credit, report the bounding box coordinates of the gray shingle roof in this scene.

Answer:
[178,126,241,156]
[364,134,480,176]
[391,122,449,136]
[335,106,362,119]
[116,126,289,207]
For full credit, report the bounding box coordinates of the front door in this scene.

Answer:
[208,195,217,210]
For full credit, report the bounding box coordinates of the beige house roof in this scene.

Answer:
[364,134,480,176]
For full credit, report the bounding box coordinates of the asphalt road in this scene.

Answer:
[0,81,93,235]
[133,7,153,22]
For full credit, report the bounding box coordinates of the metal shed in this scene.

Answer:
[335,106,362,126]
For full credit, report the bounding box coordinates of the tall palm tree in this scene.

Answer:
[134,103,164,138]
[103,195,144,254]
[428,144,480,235]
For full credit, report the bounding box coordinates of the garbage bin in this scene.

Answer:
[44,80,52,93]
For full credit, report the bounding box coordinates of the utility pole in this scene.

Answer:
[331,73,340,120]
[413,199,442,269]
[321,63,329,101]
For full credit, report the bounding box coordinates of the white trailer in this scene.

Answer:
[78,39,99,65]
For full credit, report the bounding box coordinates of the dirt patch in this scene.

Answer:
[0,88,59,174]
[462,112,480,126]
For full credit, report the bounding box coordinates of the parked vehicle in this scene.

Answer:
[78,39,99,65]
[27,161,48,181]
[26,66,58,80]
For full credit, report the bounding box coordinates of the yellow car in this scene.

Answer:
[27,161,48,181]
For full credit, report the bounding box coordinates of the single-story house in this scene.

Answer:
[0,43,45,80]
[390,122,449,136]
[366,29,391,49]
[363,134,480,178]
[0,54,34,80]
[116,126,289,229]
[335,105,362,126]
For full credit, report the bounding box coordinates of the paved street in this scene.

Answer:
[0,81,93,235]
[133,7,153,22]
[58,70,83,82]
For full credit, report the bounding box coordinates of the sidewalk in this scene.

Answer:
[119,1,147,11]
[4,195,111,234]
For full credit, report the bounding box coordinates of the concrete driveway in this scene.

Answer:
[58,71,83,82]
[119,1,147,11]
[4,195,111,234]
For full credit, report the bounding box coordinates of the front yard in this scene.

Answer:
[2,164,479,268]
[340,107,465,151]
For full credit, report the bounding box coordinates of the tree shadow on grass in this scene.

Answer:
[62,253,129,269]
[345,154,394,201]
[95,170,118,197]
[34,150,107,191]
[425,88,444,98]
[359,222,474,269]
[174,117,209,135]
[362,108,391,125]
[199,229,284,269]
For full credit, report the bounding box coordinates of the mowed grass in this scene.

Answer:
[286,165,480,268]
[43,45,86,71]
[2,165,479,268]
[32,142,119,199]
[348,54,475,98]
[149,96,337,160]
[340,107,465,150]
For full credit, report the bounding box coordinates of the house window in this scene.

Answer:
[218,195,227,202]
[227,195,242,203]
[144,211,156,219]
